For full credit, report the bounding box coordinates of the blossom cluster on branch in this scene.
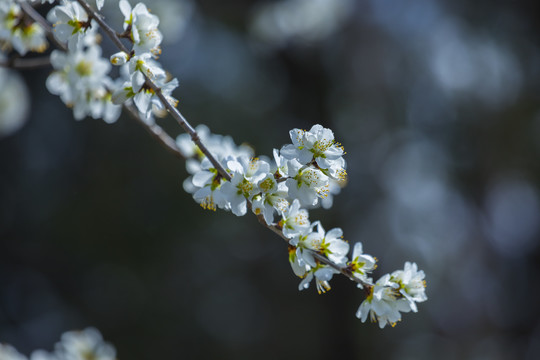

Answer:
[177,122,427,327]
[0,0,427,333]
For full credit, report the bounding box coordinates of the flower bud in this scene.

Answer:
[110,51,129,66]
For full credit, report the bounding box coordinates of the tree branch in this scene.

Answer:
[0,56,51,69]
[74,0,130,54]
[123,103,186,160]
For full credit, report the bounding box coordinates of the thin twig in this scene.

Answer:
[124,103,186,160]
[74,0,130,54]
[143,79,232,180]
[0,56,51,69]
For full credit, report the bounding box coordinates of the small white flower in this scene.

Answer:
[300,222,349,266]
[128,53,166,88]
[190,158,228,211]
[47,1,97,51]
[119,0,163,56]
[281,124,345,170]
[356,274,412,328]
[298,265,338,294]
[123,73,178,119]
[288,244,309,277]
[285,159,329,207]
[110,51,129,66]
[279,199,310,238]
[347,242,377,286]
[47,46,120,123]
[219,156,265,216]
[272,148,289,178]
[390,262,428,312]
[252,176,289,224]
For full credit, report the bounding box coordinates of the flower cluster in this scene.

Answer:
[179,124,347,216]
[357,262,428,328]
[45,1,122,122]
[0,327,116,360]
[110,0,179,122]
[178,123,427,325]
[6,0,180,124]
[0,1,47,55]
[4,0,428,328]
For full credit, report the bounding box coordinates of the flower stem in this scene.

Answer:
[0,56,51,69]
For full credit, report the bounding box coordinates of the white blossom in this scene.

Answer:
[110,51,129,66]
[279,199,310,238]
[47,46,121,123]
[356,274,413,328]
[219,156,268,216]
[252,175,289,224]
[347,242,377,286]
[119,0,163,56]
[189,158,229,211]
[281,124,345,168]
[300,222,349,266]
[47,1,97,51]
[133,75,178,119]
[288,243,310,277]
[298,265,338,294]
[285,158,329,207]
[127,53,166,87]
[390,262,428,312]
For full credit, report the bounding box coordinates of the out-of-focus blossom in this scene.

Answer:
[0,66,30,137]
[47,45,121,122]
[0,344,27,360]
[1,327,116,360]
[0,2,47,55]
[55,327,116,360]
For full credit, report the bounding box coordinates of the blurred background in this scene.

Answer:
[2,0,540,358]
